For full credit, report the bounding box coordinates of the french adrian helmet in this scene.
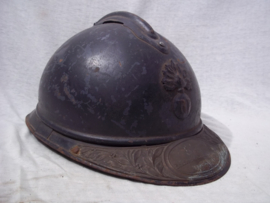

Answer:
[26,11,231,186]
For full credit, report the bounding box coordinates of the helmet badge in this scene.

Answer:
[162,60,192,119]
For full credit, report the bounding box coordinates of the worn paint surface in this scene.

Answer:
[26,11,231,186]
[36,11,202,146]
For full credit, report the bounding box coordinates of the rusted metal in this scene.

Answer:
[70,146,80,155]
[26,111,230,186]
[25,11,231,186]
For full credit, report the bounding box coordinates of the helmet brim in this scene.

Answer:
[26,110,230,186]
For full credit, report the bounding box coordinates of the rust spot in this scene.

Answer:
[94,67,100,72]
[177,58,185,64]
[59,59,63,63]
[61,74,68,82]
[119,61,122,67]
[70,146,80,155]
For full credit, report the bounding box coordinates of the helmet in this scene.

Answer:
[26,11,230,186]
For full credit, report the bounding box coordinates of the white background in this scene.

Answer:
[0,0,270,202]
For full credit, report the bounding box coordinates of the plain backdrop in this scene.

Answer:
[0,0,270,202]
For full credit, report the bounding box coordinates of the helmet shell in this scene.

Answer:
[37,12,202,146]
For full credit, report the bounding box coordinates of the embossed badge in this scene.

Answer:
[162,60,192,119]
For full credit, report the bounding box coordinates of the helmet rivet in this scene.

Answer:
[159,41,165,47]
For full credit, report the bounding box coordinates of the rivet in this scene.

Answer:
[159,42,165,47]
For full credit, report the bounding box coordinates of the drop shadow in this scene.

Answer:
[201,112,233,148]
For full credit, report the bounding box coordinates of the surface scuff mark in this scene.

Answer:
[123,100,132,115]
[125,85,139,97]
[144,99,153,115]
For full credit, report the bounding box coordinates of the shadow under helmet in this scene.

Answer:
[26,11,231,186]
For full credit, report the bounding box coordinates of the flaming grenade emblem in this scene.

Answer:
[162,60,192,119]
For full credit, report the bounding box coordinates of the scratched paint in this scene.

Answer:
[36,12,202,146]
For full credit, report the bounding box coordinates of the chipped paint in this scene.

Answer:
[143,99,153,115]
[123,100,132,115]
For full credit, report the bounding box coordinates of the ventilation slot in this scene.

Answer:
[103,21,123,25]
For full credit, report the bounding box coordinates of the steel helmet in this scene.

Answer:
[26,11,230,186]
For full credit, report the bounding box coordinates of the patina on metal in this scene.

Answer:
[25,11,231,186]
